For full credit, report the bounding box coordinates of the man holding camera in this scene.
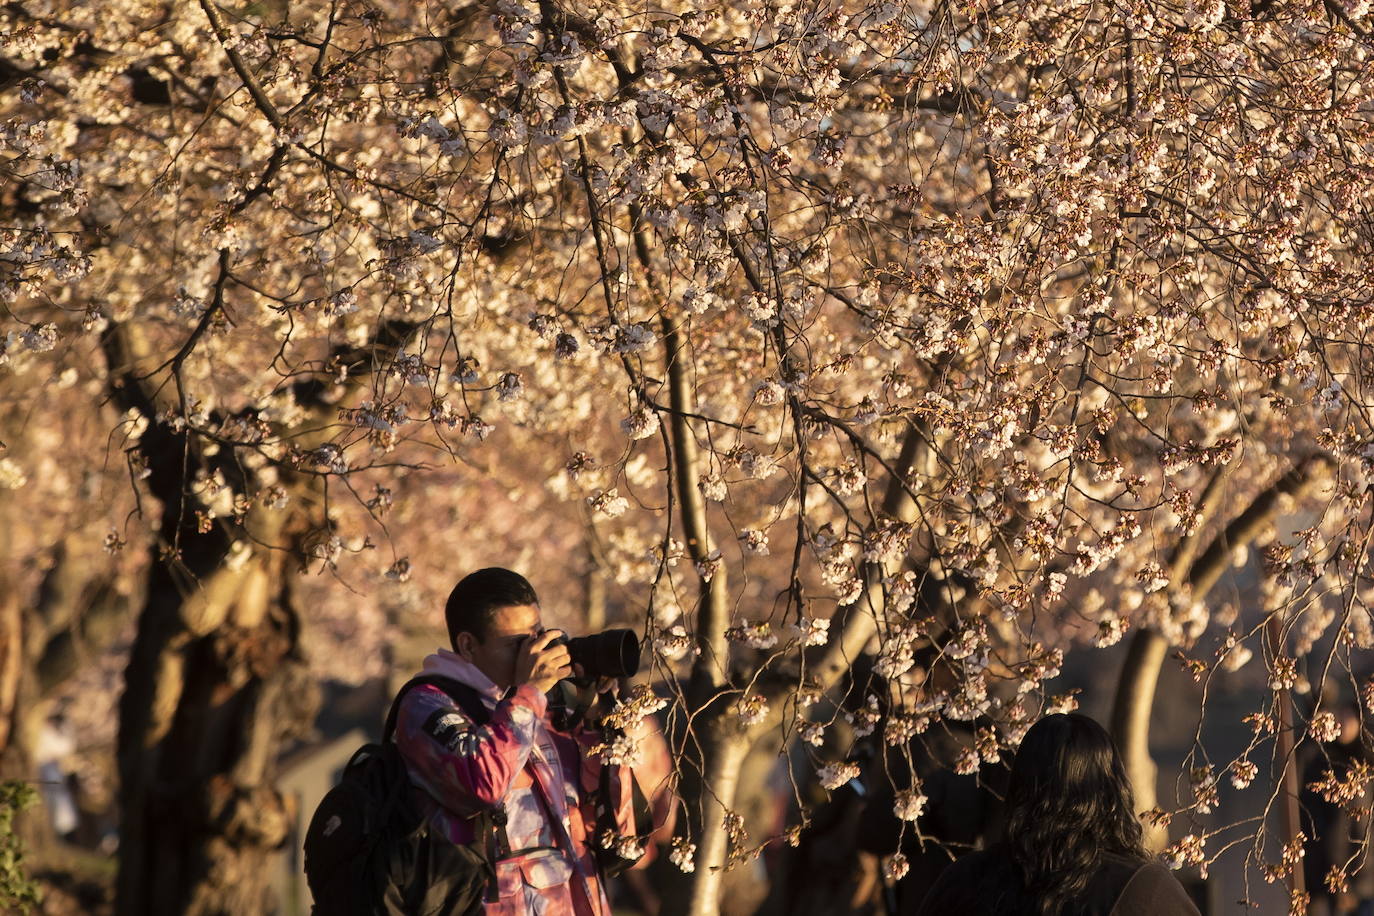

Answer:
[393,567,640,916]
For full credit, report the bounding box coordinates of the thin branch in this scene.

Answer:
[198,0,284,130]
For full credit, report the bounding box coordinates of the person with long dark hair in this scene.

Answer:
[916,713,1200,915]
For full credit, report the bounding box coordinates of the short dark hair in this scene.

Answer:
[445,568,539,647]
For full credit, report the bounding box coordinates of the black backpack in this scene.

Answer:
[303,675,511,916]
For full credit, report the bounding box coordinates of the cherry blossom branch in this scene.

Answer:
[1111,453,1336,849]
[198,0,284,130]
[809,424,927,696]
[1186,454,1334,598]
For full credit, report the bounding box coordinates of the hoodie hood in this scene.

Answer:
[419,648,504,704]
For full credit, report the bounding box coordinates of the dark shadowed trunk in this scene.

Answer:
[114,538,312,915]
[103,336,313,913]
[102,311,414,915]
[0,581,21,771]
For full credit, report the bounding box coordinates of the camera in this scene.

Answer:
[548,628,641,680]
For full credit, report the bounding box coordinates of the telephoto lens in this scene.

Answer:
[550,628,641,680]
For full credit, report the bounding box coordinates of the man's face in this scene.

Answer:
[456,603,543,689]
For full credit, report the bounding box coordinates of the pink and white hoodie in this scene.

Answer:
[393,649,635,916]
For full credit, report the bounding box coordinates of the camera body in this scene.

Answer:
[545,628,641,731]
[548,628,641,680]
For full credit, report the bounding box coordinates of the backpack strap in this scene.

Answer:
[383,673,511,888]
[383,674,491,743]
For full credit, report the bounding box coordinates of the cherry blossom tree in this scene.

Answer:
[4,0,1374,913]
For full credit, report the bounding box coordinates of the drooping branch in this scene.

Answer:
[810,422,927,697]
[669,420,931,916]
[1110,453,1334,849]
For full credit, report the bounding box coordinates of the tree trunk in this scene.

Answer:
[100,320,317,915]
[0,585,20,761]
[660,318,730,700]
[809,423,925,696]
[102,303,413,914]
[0,535,134,866]
[659,414,926,915]
[1109,628,1169,850]
[656,316,737,916]
[582,536,607,633]
[1266,615,1305,901]
[685,721,752,916]
[115,548,311,916]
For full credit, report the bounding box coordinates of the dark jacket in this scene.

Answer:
[915,844,1201,916]
[1299,736,1374,903]
[858,722,1008,913]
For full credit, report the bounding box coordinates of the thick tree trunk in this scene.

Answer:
[115,546,311,916]
[1109,628,1169,850]
[657,316,737,916]
[0,585,19,761]
[685,721,752,916]
[660,318,730,700]
[102,309,409,915]
[101,321,312,915]
[0,535,133,865]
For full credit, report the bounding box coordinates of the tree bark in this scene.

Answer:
[101,312,417,914]
[1109,628,1170,849]
[115,548,309,916]
[102,363,311,915]
[684,721,752,916]
[656,316,740,916]
[661,317,730,700]
[0,532,134,866]
[0,585,19,761]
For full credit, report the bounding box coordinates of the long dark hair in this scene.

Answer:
[1003,713,1148,914]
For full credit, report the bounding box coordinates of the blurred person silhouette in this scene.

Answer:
[916,713,1199,916]
[860,718,1007,914]
[765,654,892,916]
[1300,697,1373,916]
[857,650,1008,915]
[36,711,79,841]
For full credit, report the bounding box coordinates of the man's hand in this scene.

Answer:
[515,630,572,693]
[567,673,628,728]
[569,668,622,696]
